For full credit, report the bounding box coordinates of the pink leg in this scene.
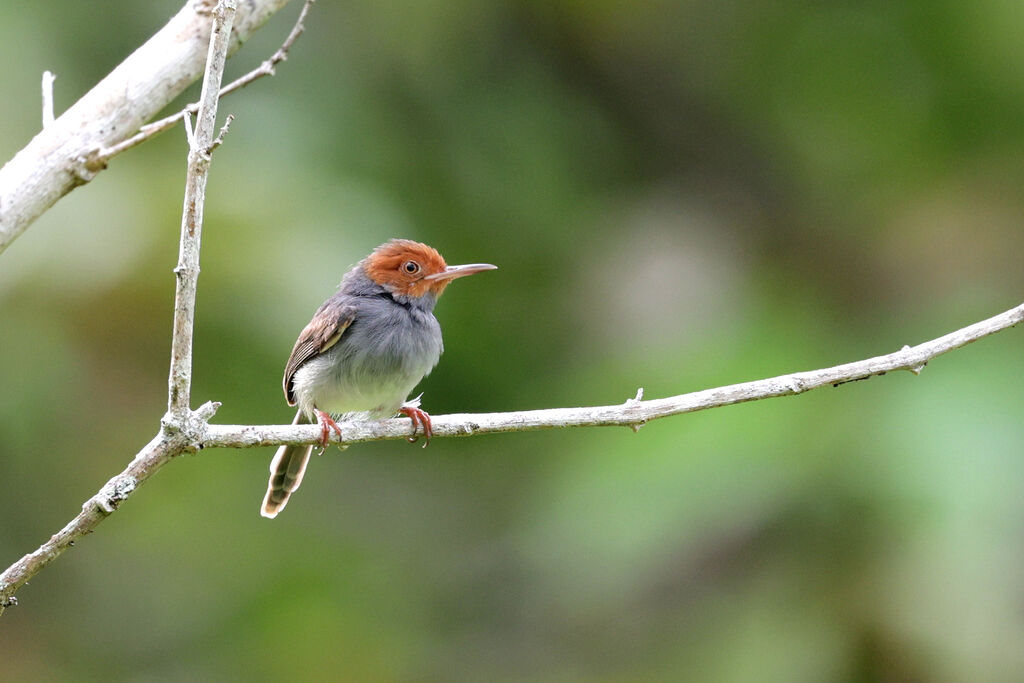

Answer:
[398,405,433,446]
[315,409,343,449]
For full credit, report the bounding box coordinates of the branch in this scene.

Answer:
[168,0,236,416]
[0,402,220,614]
[203,300,1024,447]
[0,0,237,615]
[1,298,1021,612]
[0,0,296,256]
[96,0,314,162]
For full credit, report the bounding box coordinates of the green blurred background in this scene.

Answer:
[3,1,1024,680]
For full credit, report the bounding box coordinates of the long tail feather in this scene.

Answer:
[261,411,313,518]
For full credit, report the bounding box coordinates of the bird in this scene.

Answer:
[261,239,497,518]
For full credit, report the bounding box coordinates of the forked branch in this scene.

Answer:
[1,0,1021,622]
[0,0,239,614]
[97,0,314,162]
[0,0,302,255]
[3,299,1021,614]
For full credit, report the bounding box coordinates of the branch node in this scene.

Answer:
[91,476,138,514]
[83,149,109,175]
[900,344,927,375]
[454,422,480,436]
[69,153,106,187]
[624,387,644,406]
[161,414,181,435]
[195,401,222,421]
[174,402,223,453]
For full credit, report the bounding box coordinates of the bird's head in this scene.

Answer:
[363,239,497,300]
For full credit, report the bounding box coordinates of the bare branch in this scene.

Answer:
[1,300,1022,613]
[168,0,237,417]
[208,114,236,153]
[218,0,314,97]
[203,300,1024,448]
[0,0,295,256]
[41,71,56,128]
[182,110,196,149]
[95,0,314,163]
[0,402,220,614]
[0,0,240,616]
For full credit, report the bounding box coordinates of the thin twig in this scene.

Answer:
[41,71,56,128]
[167,0,237,416]
[208,114,235,153]
[95,0,313,163]
[0,0,295,256]
[2,301,1022,613]
[218,0,313,97]
[182,110,196,149]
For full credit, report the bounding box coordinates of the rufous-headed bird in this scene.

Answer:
[261,240,496,518]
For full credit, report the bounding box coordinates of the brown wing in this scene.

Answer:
[283,300,356,405]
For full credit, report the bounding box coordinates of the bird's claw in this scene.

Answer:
[399,405,433,447]
[315,409,343,450]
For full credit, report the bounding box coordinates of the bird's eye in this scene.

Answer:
[403,261,421,274]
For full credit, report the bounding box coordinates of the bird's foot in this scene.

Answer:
[398,404,433,447]
[315,409,343,450]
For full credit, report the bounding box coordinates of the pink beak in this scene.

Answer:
[424,263,498,281]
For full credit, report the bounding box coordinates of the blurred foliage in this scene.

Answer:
[3,0,1024,680]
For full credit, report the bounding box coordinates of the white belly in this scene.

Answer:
[290,351,430,420]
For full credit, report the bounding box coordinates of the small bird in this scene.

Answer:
[261,239,496,518]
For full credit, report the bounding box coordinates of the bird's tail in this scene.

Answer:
[261,411,313,518]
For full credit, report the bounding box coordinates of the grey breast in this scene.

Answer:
[320,295,443,414]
